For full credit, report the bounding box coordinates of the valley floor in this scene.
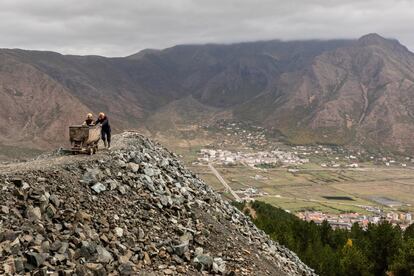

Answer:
[153,120,414,230]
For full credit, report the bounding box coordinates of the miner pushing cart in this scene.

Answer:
[68,125,101,155]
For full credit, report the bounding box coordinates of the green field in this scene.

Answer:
[258,196,371,214]
[190,163,414,214]
[153,124,414,215]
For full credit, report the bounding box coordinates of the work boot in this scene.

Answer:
[104,141,107,148]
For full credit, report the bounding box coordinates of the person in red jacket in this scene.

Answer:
[95,112,111,149]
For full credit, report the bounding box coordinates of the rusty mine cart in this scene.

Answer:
[68,125,101,155]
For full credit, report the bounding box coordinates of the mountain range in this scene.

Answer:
[1,33,414,155]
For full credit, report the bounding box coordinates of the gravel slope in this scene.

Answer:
[0,132,316,275]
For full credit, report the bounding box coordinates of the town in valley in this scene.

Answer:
[163,120,414,230]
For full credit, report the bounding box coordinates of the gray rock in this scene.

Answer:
[128,162,140,173]
[79,241,97,259]
[14,257,24,273]
[194,254,213,271]
[213,257,226,274]
[25,252,48,267]
[118,262,134,275]
[163,268,174,275]
[1,205,10,214]
[115,227,124,237]
[96,245,114,263]
[91,182,106,193]
[146,182,155,192]
[107,179,119,190]
[11,178,23,187]
[160,159,169,167]
[58,242,69,254]
[138,228,145,240]
[195,247,203,257]
[84,263,107,275]
[143,167,155,177]
[159,195,170,207]
[118,185,127,195]
[22,182,30,190]
[41,241,50,252]
[180,233,192,244]
[49,194,60,207]
[50,241,63,252]
[26,206,42,220]
[0,230,20,242]
[82,168,101,185]
[45,204,57,218]
[9,238,20,255]
[173,243,188,257]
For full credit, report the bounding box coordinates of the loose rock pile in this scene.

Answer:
[0,132,316,275]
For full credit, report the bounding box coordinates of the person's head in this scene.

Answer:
[86,113,93,120]
[98,112,105,119]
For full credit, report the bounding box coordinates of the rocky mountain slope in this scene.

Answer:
[1,33,414,154]
[0,38,351,152]
[235,33,414,151]
[0,133,315,275]
[0,52,90,149]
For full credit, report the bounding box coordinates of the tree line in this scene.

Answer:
[234,201,414,276]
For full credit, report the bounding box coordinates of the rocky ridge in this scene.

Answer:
[0,132,315,275]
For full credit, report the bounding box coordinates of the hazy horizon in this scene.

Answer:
[1,0,414,56]
[0,33,408,58]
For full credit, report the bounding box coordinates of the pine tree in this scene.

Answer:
[364,222,402,275]
[404,223,414,241]
[390,238,414,276]
[340,241,373,276]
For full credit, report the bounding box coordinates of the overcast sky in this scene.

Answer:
[1,0,413,57]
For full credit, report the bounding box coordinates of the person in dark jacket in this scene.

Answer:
[96,112,111,149]
[83,113,95,126]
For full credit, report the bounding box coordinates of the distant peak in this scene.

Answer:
[127,48,161,59]
[358,33,387,44]
[357,33,404,50]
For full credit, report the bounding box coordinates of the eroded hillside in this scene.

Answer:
[2,34,413,154]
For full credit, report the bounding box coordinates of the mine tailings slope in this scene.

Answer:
[0,132,315,275]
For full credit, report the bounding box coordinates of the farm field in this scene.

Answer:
[153,121,414,215]
[211,165,414,212]
[186,162,414,214]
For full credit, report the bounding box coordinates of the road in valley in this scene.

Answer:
[208,163,241,202]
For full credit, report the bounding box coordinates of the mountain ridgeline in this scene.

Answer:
[1,33,414,153]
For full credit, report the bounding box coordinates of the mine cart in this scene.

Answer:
[68,125,101,155]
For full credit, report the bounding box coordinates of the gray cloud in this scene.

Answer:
[0,0,413,56]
